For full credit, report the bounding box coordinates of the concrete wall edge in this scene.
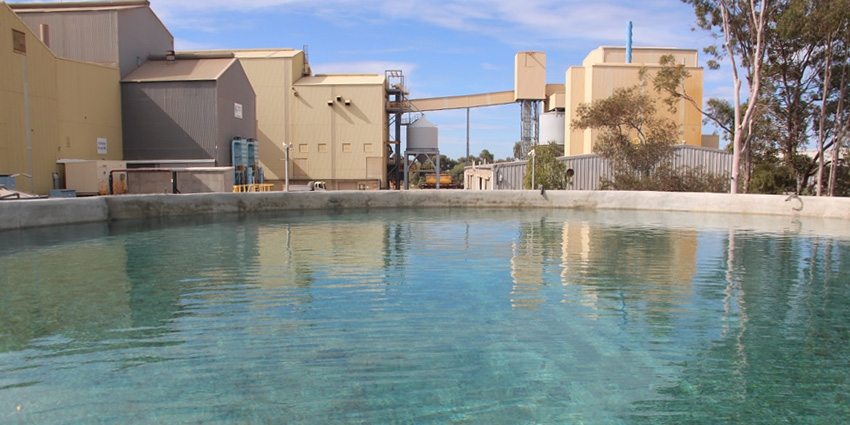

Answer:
[1,191,847,231]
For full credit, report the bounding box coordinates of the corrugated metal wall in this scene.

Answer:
[492,161,527,190]
[122,81,218,161]
[673,145,732,176]
[561,154,610,190]
[216,61,258,166]
[238,56,294,180]
[2,5,123,195]
[117,7,173,78]
[467,145,731,191]
[17,10,120,67]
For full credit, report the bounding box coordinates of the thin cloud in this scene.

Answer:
[151,0,701,48]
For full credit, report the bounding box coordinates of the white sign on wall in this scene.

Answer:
[97,137,107,154]
[234,102,243,119]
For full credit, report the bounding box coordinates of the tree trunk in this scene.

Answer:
[828,42,849,196]
[816,33,835,196]
[722,0,768,194]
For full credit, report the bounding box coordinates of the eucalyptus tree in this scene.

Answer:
[809,0,850,195]
[765,0,850,195]
[571,80,679,183]
[682,0,775,193]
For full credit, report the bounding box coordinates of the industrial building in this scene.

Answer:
[10,0,172,78]
[121,54,257,166]
[1,2,124,195]
[565,46,712,155]
[3,0,721,196]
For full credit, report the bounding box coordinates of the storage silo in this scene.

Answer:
[407,116,438,150]
[404,115,440,190]
[539,111,565,145]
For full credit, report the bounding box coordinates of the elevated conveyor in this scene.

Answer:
[408,91,516,112]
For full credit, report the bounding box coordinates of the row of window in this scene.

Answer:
[297,143,375,154]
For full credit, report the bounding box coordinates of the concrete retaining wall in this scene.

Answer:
[1,190,848,231]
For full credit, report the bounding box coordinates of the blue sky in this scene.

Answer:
[22,0,732,160]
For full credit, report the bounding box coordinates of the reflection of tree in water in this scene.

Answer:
[631,234,850,424]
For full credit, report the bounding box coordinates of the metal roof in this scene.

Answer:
[8,0,150,12]
[294,74,384,86]
[177,49,302,59]
[121,58,237,83]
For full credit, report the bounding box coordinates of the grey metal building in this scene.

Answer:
[121,56,257,165]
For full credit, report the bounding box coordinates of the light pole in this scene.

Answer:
[282,142,290,192]
[528,148,536,190]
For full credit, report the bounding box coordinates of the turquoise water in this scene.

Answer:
[1,208,849,424]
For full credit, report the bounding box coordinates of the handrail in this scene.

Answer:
[232,183,274,193]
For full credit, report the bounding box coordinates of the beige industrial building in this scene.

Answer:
[1,2,123,195]
[174,50,390,190]
[228,49,309,182]
[290,74,389,190]
[565,46,712,156]
[3,0,717,196]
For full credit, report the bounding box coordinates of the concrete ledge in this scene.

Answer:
[1,190,848,231]
[0,197,108,230]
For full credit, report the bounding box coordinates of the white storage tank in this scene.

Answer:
[407,116,438,150]
[539,111,565,145]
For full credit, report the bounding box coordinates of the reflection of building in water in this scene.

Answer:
[510,219,563,310]
[559,221,698,318]
[0,240,130,350]
[121,219,261,329]
[510,218,698,313]
[255,220,388,295]
[560,221,600,312]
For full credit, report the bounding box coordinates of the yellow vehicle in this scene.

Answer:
[420,173,460,189]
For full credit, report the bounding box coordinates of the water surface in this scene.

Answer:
[1,209,849,424]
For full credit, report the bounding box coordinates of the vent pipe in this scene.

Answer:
[626,21,633,63]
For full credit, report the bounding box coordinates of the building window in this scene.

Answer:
[12,29,26,54]
[299,144,308,153]
[318,143,328,153]
[363,143,373,153]
[342,143,352,153]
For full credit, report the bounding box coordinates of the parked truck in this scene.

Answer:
[419,173,461,189]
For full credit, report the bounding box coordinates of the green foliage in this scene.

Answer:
[600,164,729,192]
[682,0,850,196]
[523,142,567,190]
[571,81,679,179]
[478,149,495,164]
[448,161,467,185]
[513,142,524,160]
[830,161,850,196]
[748,162,797,194]
[439,155,458,171]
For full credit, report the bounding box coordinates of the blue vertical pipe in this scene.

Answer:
[626,21,633,63]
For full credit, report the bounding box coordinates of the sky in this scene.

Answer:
[20,0,733,160]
